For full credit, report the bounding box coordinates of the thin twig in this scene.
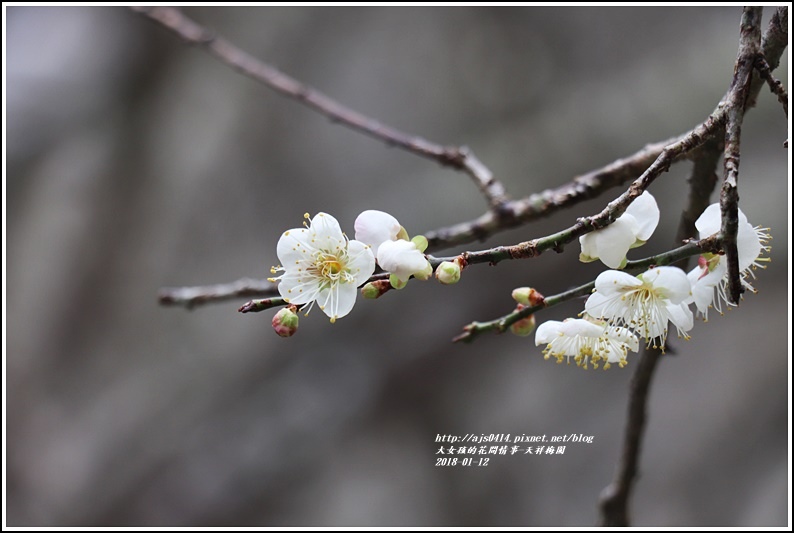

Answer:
[452,237,720,344]
[720,7,763,305]
[130,6,508,210]
[432,115,722,268]
[754,55,788,118]
[158,278,278,309]
[238,297,287,313]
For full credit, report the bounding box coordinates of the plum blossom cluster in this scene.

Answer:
[268,210,454,334]
[534,198,770,370]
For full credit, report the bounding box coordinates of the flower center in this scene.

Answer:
[311,251,355,285]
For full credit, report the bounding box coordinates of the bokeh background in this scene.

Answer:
[6,6,790,527]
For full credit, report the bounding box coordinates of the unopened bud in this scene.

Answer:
[411,235,429,253]
[509,314,536,337]
[361,279,392,299]
[389,274,408,290]
[361,282,381,299]
[413,261,433,281]
[511,287,545,306]
[436,261,461,285]
[272,307,299,337]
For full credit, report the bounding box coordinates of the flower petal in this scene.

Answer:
[593,216,640,268]
[277,273,321,305]
[317,282,358,320]
[535,320,564,345]
[737,220,762,271]
[354,210,402,254]
[594,270,643,295]
[624,191,660,241]
[377,239,429,282]
[666,301,694,334]
[558,318,604,338]
[346,239,376,286]
[641,266,691,304]
[276,228,313,266]
[695,203,722,238]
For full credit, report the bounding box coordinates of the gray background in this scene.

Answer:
[6,6,789,526]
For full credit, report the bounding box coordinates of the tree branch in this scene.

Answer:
[130,6,508,210]
[720,7,763,305]
[158,278,278,309]
[433,115,722,267]
[598,343,662,526]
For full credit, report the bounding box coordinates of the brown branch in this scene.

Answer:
[598,344,662,527]
[720,7,763,305]
[238,298,287,313]
[754,55,788,118]
[158,278,278,309]
[130,6,508,210]
[675,138,723,243]
[431,115,722,267]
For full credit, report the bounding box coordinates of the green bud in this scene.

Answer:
[511,287,545,306]
[361,282,381,299]
[389,274,408,290]
[509,314,536,337]
[435,261,461,285]
[272,307,299,337]
[411,235,428,253]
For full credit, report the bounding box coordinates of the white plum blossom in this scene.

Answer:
[377,239,430,283]
[686,203,771,318]
[354,210,405,256]
[579,191,660,269]
[534,317,639,370]
[585,266,694,348]
[269,213,375,322]
[354,209,431,284]
[686,255,728,320]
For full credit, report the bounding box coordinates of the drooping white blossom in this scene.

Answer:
[579,191,660,269]
[269,213,375,322]
[354,210,404,256]
[585,266,694,348]
[686,203,771,318]
[354,209,431,284]
[534,317,639,370]
[377,239,430,283]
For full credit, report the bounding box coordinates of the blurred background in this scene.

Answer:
[6,6,789,527]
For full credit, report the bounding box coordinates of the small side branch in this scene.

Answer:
[433,116,722,267]
[238,298,287,313]
[158,278,278,309]
[130,6,507,210]
[754,55,788,118]
[452,238,717,343]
